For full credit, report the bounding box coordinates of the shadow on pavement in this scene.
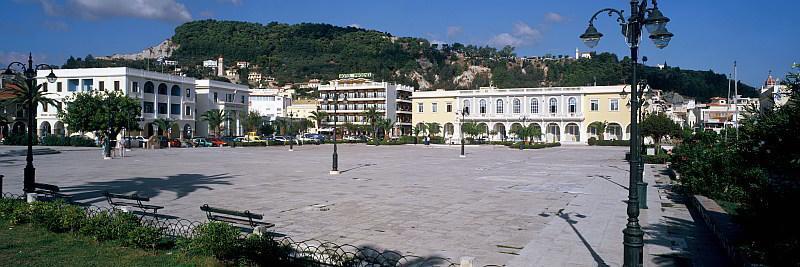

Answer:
[60,173,236,205]
[556,211,610,267]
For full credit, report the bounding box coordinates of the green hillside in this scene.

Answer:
[62,20,756,101]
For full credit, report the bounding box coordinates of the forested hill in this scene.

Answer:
[65,20,756,101]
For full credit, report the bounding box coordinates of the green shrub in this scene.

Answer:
[367,140,406,145]
[239,234,297,266]
[182,222,241,260]
[26,200,85,232]
[80,211,115,241]
[9,202,32,225]
[2,133,38,145]
[125,225,163,249]
[490,141,513,146]
[643,154,670,164]
[590,139,629,146]
[0,198,25,220]
[110,212,141,240]
[232,142,267,147]
[588,137,597,145]
[508,142,561,149]
[399,136,415,144]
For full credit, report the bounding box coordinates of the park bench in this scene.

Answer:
[200,204,274,231]
[104,192,164,213]
[31,183,73,200]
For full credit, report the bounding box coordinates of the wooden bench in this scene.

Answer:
[31,183,73,200]
[104,192,164,213]
[200,204,274,230]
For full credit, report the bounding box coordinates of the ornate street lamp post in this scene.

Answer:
[580,1,673,266]
[519,116,527,150]
[323,86,347,174]
[2,53,57,193]
[457,107,468,158]
[288,112,295,151]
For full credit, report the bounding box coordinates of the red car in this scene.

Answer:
[169,138,182,148]
[209,138,226,147]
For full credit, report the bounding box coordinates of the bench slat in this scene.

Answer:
[105,192,149,201]
[201,205,263,219]
[33,183,60,192]
[110,201,163,210]
[208,215,274,228]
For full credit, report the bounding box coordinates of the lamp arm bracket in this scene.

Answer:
[4,62,26,72]
[588,8,626,25]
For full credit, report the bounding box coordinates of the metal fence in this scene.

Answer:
[0,193,494,267]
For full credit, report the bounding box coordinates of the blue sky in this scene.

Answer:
[1,0,797,87]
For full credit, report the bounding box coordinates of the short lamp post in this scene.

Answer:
[2,53,57,193]
[323,87,347,174]
[457,107,468,158]
[519,116,527,150]
[288,112,295,151]
[580,1,673,266]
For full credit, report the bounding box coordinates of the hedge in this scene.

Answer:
[507,142,561,149]
[588,137,630,146]
[642,154,670,164]
[2,133,38,145]
[40,135,97,147]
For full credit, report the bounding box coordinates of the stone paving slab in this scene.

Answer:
[0,144,630,265]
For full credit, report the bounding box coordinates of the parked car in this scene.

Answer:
[220,136,238,145]
[157,136,169,148]
[208,137,226,147]
[301,133,325,144]
[273,136,299,144]
[168,138,182,148]
[192,137,213,147]
[127,136,146,148]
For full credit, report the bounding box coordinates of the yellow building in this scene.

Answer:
[411,89,458,142]
[412,85,632,144]
[286,99,319,133]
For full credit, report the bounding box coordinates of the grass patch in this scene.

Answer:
[0,220,219,267]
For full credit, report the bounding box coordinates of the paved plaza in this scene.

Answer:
[1,144,666,266]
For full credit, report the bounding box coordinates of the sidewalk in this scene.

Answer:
[507,164,729,266]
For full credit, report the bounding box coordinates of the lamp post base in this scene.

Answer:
[103,156,112,160]
[329,170,340,175]
[459,154,466,158]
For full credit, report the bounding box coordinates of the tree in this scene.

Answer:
[308,110,328,130]
[413,123,426,144]
[425,122,441,137]
[200,109,227,137]
[152,118,177,138]
[511,124,543,146]
[640,113,681,154]
[258,123,274,136]
[376,118,395,141]
[589,121,608,141]
[461,122,482,139]
[241,111,263,134]
[58,92,141,158]
[362,106,381,140]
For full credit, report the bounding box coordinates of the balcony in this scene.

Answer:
[465,112,584,120]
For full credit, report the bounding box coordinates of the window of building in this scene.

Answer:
[530,98,539,113]
[241,96,246,104]
[496,99,504,113]
[171,85,181,96]
[610,99,620,111]
[170,104,180,115]
[446,102,452,112]
[463,100,470,114]
[56,82,62,92]
[157,83,167,95]
[81,79,93,91]
[158,103,168,114]
[590,99,599,111]
[144,81,154,93]
[67,79,78,92]
[143,102,154,113]
[479,99,487,114]
[114,81,120,91]
[42,83,48,92]
[549,98,558,113]
[432,103,438,112]
[185,88,191,97]
[568,97,577,113]
[513,98,521,113]
[213,92,218,102]
[99,81,105,91]
[132,81,139,93]
[418,102,424,112]
[185,106,191,116]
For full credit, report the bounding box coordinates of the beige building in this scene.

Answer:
[286,99,319,133]
[412,85,633,144]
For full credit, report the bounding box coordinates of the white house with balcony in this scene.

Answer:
[317,76,414,135]
[34,67,196,139]
[195,80,249,137]
[248,88,292,121]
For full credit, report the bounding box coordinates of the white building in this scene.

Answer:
[248,88,292,121]
[202,60,217,68]
[317,74,414,135]
[33,67,197,138]
[759,73,791,111]
[195,80,250,137]
[697,96,759,133]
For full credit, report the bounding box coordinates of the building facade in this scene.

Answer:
[412,85,633,144]
[317,76,414,136]
[195,80,250,137]
[248,88,292,122]
[34,67,196,138]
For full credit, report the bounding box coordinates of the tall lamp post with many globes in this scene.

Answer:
[2,53,57,193]
[579,1,673,266]
[323,85,347,174]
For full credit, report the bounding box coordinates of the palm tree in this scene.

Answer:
[362,106,381,140]
[377,118,395,141]
[152,118,177,138]
[425,122,441,137]
[511,124,543,145]
[589,121,609,141]
[308,110,328,131]
[200,109,226,137]
[412,123,427,144]
[240,111,263,134]
[1,76,61,135]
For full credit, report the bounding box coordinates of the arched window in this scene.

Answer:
[549,98,558,113]
[171,85,181,96]
[463,100,470,114]
[158,83,167,95]
[568,97,577,113]
[530,98,539,113]
[144,81,154,93]
[496,99,504,114]
[479,99,487,114]
[513,98,521,113]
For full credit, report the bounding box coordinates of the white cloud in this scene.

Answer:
[488,33,525,47]
[69,0,192,22]
[37,0,59,16]
[447,26,463,38]
[544,12,565,23]
[513,22,542,40]
[220,0,242,5]
[347,24,362,28]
